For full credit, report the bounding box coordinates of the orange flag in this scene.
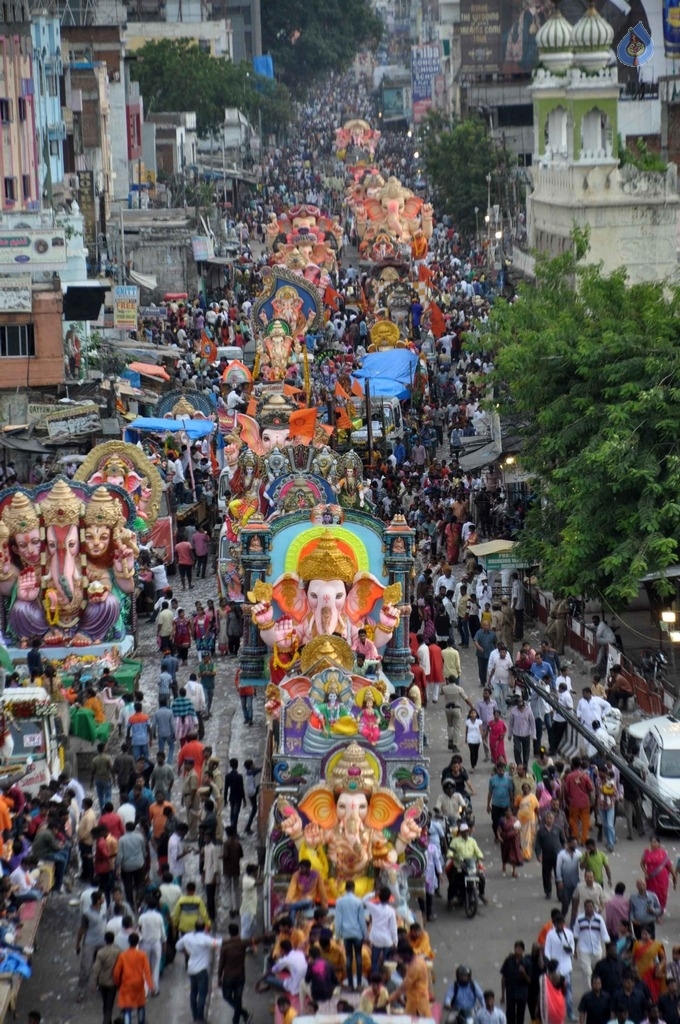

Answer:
[283,383,303,396]
[246,397,257,416]
[289,408,317,440]
[358,286,368,314]
[335,407,353,430]
[323,286,342,311]
[320,423,335,437]
[430,302,446,339]
[334,380,350,400]
[418,263,433,283]
[351,378,364,397]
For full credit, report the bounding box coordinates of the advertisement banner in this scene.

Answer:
[0,230,66,266]
[45,403,101,440]
[192,236,215,261]
[113,285,139,329]
[382,86,406,121]
[411,44,440,124]
[78,171,97,250]
[0,276,32,313]
[664,0,680,57]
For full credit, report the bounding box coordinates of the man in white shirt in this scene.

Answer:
[262,939,307,995]
[416,635,431,678]
[364,887,398,973]
[552,681,574,752]
[176,921,222,1021]
[226,386,246,412]
[9,856,43,902]
[576,688,611,747]
[185,674,207,716]
[138,894,166,994]
[436,569,455,595]
[487,642,514,711]
[544,914,576,1020]
[168,825,188,883]
[573,899,609,987]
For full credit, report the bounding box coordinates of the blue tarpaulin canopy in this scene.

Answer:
[357,377,410,400]
[352,350,418,385]
[125,417,216,440]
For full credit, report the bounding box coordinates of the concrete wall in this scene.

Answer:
[127,233,199,296]
[108,78,129,202]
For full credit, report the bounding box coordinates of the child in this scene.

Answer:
[277,995,298,1024]
[480,602,493,629]
[465,709,482,772]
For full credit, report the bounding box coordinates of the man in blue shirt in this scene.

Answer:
[333,880,368,992]
[445,965,485,1013]
[487,761,515,834]
[530,652,555,689]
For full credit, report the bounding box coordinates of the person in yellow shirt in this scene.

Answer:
[408,922,435,961]
[319,931,346,983]
[360,974,390,1014]
[276,995,297,1024]
[284,858,328,912]
[171,881,211,936]
[272,917,306,957]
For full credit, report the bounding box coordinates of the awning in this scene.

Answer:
[0,433,50,454]
[468,539,531,571]
[128,270,158,291]
[458,440,502,472]
[468,540,517,558]
[125,416,215,440]
[128,362,171,381]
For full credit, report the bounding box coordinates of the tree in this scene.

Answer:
[129,39,291,139]
[479,231,680,608]
[261,0,382,92]
[422,114,499,235]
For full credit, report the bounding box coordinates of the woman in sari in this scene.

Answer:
[496,807,523,878]
[421,606,436,645]
[488,708,507,765]
[632,926,667,1003]
[540,962,566,1024]
[445,518,462,565]
[516,783,540,861]
[641,835,677,913]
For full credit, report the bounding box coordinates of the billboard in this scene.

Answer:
[382,86,406,122]
[0,230,66,267]
[113,285,139,329]
[459,1,657,78]
[411,44,440,124]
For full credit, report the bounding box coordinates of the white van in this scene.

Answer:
[625,715,680,831]
[0,688,69,794]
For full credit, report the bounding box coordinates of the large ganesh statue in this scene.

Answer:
[74,441,162,529]
[250,529,401,652]
[334,119,381,164]
[355,176,433,254]
[0,478,139,649]
[265,204,343,259]
[272,741,424,902]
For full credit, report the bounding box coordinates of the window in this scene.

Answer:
[49,139,59,156]
[0,98,11,123]
[17,96,25,121]
[3,177,15,202]
[46,73,57,97]
[21,174,30,199]
[0,324,35,357]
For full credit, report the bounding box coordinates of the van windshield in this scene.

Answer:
[8,719,46,760]
[660,749,680,779]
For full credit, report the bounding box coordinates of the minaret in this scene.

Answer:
[526,0,679,283]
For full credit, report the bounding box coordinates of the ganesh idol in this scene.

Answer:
[0,490,50,643]
[251,530,401,653]
[277,741,422,898]
[78,486,139,644]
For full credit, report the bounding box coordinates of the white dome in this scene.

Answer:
[571,1,614,51]
[536,5,573,53]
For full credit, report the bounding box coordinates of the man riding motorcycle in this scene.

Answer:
[444,965,485,1017]
[445,821,486,908]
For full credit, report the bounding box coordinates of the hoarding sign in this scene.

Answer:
[0,230,66,266]
[382,86,406,120]
[113,285,139,329]
[45,403,101,439]
[0,276,32,313]
[411,44,440,124]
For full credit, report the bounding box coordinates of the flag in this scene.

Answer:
[289,408,317,440]
[246,398,257,416]
[334,381,350,400]
[418,263,433,283]
[323,286,342,311]
[335,407,353,430]
[358,285,368,314]
[320,423,335,437]
[283,383,303,396]
[430,302,446,339]
[351,378,364,397]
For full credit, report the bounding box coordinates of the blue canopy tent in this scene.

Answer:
[356,377,410,400]
[352,349,418,387]
[124,417,216,441]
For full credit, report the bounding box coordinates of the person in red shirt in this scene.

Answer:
[562,756,594,844]
[410,661,427,708]
[99,803,125,840]
[427,640,444,704]
[175,536,195,590]
[177,733,205,778]
[191,526,210,580]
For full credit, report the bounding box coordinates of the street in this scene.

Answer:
[16,581,680,1024]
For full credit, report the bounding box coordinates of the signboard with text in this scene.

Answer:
[411,44,440,124]
[78,171,97,251]
[0,230,66,266]
[113,285,139,329]
[45,403,101,439]
[0,276,32,313]
[192,237,214,261]
[459,0,555,75]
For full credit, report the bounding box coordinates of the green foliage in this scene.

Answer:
[422,114,499,234]
[261,0,382,92]
[619,136,668,173]
[478,236,680,608]
[129,39,291,139]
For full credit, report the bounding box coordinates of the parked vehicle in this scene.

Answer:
[624,716,680,831]
[0,688,69,794]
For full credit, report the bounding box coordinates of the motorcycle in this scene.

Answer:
[445,1010,475,1024]
[446,856,484,918]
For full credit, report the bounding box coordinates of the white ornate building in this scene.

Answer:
[527,1,679,285]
